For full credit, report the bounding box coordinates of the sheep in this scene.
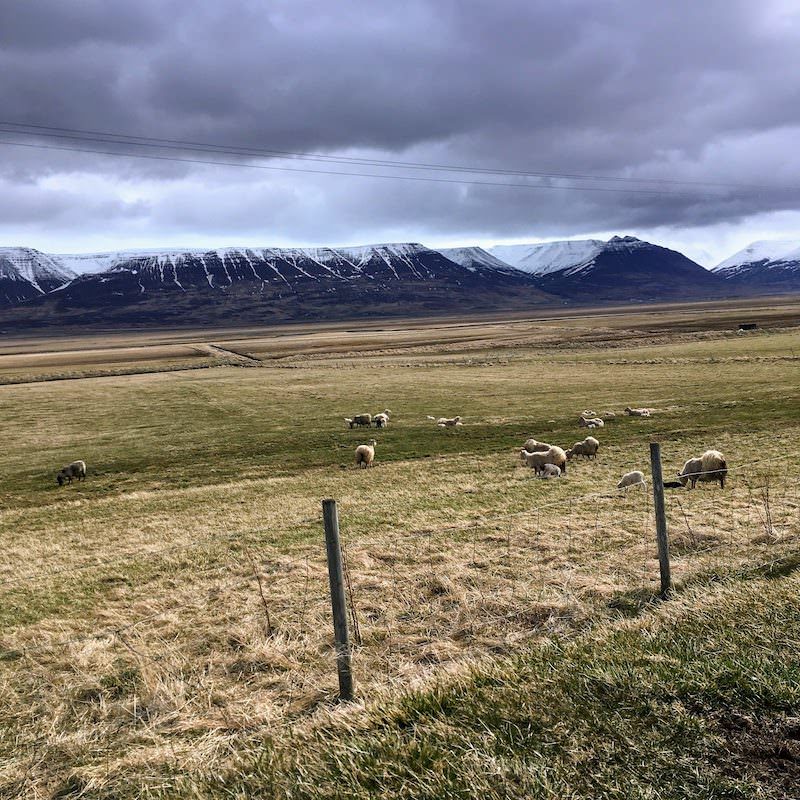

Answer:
[678,449,728,489]
[372,409,392,428]
[437,416,462,427]
[601,411,616,419]
[581,410,597,418]
[565,436,600,460]
[519,445,568,475]
[538,463,562,479]
[57,460,86,486]
[579,416,604,428]
[617,470,646,489]
[624,407,652,417]
[355,439,377,468]
[522,438,552,453]
[345,413,372,428]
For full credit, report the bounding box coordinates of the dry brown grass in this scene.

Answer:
[2,303,800,796]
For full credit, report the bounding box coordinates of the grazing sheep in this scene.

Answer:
[522,438,552,453]
[437,416,462,427]
[678,449,728,489]
[579,416,604,428]
[373,409,392,428]
[624,407,652,417]
[617,470,646,489]
[539,463,562,479]
[345,413,372,428]
[57,460,86,486]
[520,445,568,475]
[355,439,377,468]
[566,436,600,460]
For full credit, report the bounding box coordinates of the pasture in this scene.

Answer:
[1,301,800,798]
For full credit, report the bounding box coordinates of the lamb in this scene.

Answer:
[345,413,372,428]
[538,463,562,479]
[437,416,462,427]
[624,407,651,417]
[678,449,728,489]
[355,439,377,468]
[565,436,600,460]
[519,445,568,475]
[617,470,646,489]
[57,460,86,486]
[522,438,552,453]
[579,416,604,428]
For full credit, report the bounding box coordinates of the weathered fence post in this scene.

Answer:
[649,442,672,598]
[322,499,354,701]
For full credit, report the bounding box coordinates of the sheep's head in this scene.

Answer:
[677,472,689,486]
[565,449,574,460]
[369,439,377,447]
[56,472,65,486]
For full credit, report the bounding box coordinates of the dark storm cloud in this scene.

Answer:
[0,0,799,249]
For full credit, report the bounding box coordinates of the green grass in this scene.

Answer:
[1,315,799,797]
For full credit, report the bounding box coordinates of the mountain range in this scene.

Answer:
[0,236,797,329]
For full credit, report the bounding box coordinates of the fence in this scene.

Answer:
[2,445,799,793]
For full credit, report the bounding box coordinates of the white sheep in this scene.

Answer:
[538,463,562,479]
[617,470,646,489]
[566,436,600,460]
[519,445,568,475]
[436,416,462,427]
[624,407,652,417]
[678,449,727,489]
[373,409,392,428]
[57,460,86,486]
[355,439,377,468]
[579,416,604,428]
[522,438,552,453]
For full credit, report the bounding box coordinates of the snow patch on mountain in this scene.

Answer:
[438,246,516,273]
[713,240,800,274]
[0,247,76,290]
[488,239,605,275]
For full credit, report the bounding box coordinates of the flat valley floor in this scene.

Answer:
[2,298,799,799]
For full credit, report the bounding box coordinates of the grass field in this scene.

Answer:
[1,301,799,798]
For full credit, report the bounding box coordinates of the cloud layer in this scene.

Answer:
[1,0,799,262]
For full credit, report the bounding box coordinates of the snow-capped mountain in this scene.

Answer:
[488,240,606,276]
[488,236,725,302]
[8,242,551,327]
[0,247,75,305]
[712,240,800,293]
[437,246,524,275]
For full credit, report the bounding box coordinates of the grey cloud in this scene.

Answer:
[0,0,799,251]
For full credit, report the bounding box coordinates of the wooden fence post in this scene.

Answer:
[322,499,354,701]
[649,442,672,598]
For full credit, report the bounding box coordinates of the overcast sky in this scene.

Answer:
[1,0,799,265]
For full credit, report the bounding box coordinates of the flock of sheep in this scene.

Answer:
[55,407,728,491]
[346,406,729,491]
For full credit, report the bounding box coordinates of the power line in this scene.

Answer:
[0,138,736,198]
[1,120,795,194]
[0,120,796,194]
